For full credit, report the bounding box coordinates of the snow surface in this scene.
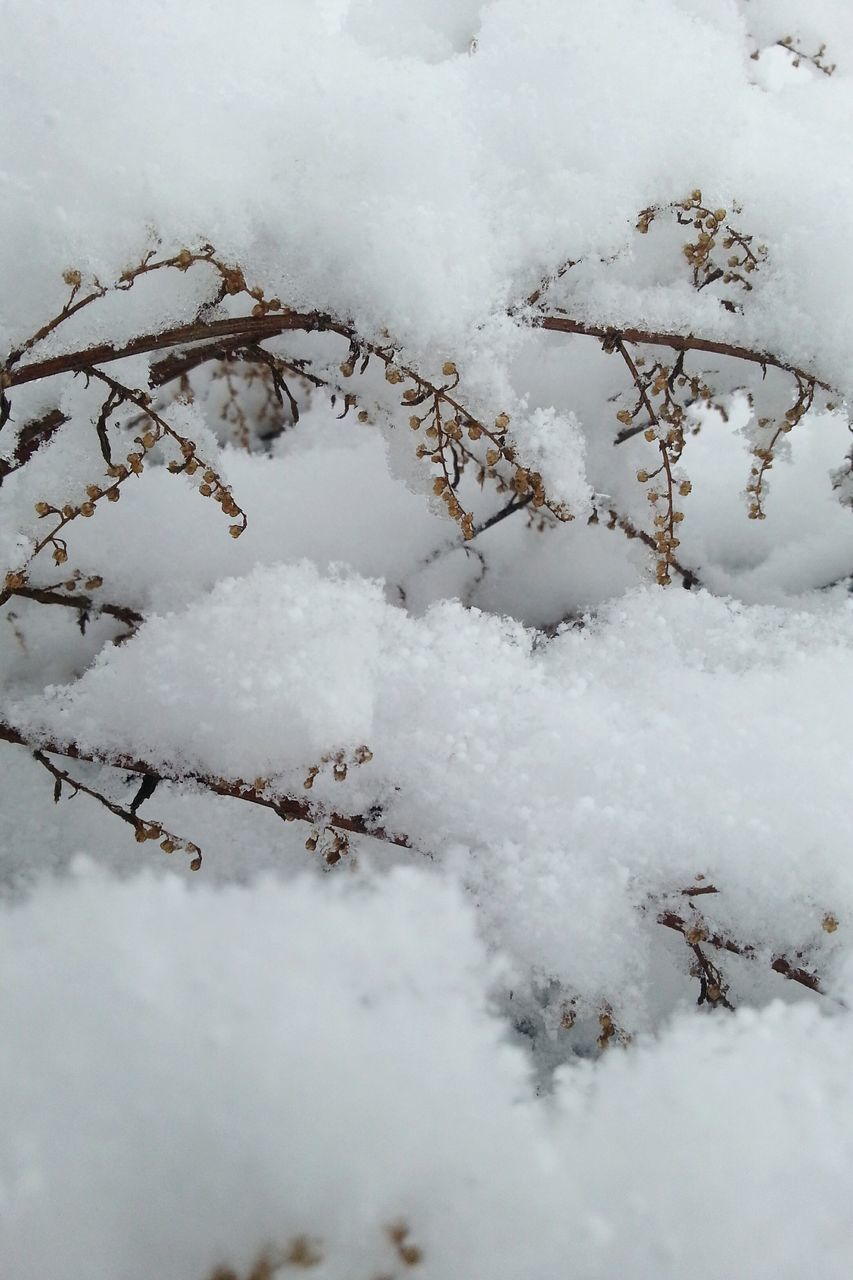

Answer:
[2,867,853,1280]
[2,0,853,1276]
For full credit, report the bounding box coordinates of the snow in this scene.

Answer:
[2,866,853,1280]
[6,569,852,1024]
[2,0,853,1274]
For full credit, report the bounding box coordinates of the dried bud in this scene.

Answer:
[442,361,457,377]
[494,413,510,430]
[223,268,246,295]
[80,502,96,518]
[62,268,82,287]
[228,524,244,538]
[34,501,52,516]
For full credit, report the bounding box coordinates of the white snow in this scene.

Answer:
[2,0,853,1274]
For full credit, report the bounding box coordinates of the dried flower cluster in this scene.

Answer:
[207,1221,422,1280]
[0,201,848,1027]
[750,33,837,77]
[637,190,768,303]
[530,192,846,566]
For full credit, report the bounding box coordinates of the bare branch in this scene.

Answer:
[0,719,411,852]
[657,908,823,994]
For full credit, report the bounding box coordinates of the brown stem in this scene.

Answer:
[1,717,831,998]
[5,586,143,630]
[0,409,68,482]
[6,313,349,388]
[603,507,700,589]
[0,720,411,850]
[7,311,832,400]
[32,749,202,868]
[657,908,822,994]
[535,316,832,390]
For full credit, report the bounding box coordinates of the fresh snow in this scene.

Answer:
[2,1,853,1276]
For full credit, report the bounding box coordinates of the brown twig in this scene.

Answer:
[774,36,836,77]
[0,408,68,482]
[32,749,203,869]
[3,717,830,998]
[7,309,832,398]
[657,908,822,994]
[5,585,142,632]
[599,507,700,589]
[0,719,410,851]
[534,316,831,391]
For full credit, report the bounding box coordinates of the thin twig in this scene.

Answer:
[5,585,142,632]
[601,507,700,589]
[7,311,832,397]
[534,316,832,391]
[0,720,410,851]
[657,908,822,993]
[32,749,202,869]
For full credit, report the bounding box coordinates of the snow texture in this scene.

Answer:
[2,0,853,1275]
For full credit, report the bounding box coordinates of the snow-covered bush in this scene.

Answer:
[2,2,853,1277]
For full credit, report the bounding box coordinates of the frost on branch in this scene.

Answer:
[1,204,851,1021]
